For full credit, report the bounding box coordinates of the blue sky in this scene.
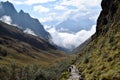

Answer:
[0,0,102,49]
[0,0,102,26]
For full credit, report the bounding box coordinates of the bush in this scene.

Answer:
[0,55,75,80]
[0,65,9,80]
[0,63,41,80]
[0,48,8,57]
[83,56,89,64]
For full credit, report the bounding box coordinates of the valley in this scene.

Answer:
[0,0,120,80]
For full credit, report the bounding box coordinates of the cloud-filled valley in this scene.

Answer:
[0,0,102,50]
[45,25,96,49]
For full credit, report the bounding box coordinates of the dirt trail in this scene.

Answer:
[68,65,83,80]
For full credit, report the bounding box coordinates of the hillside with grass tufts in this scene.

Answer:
[74,0,120,79]
[0,21,66,65]
[0,0,120,80]
[60,0,120,79]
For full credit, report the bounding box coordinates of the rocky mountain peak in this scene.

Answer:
[0,1,17,15]
[19,10,24,14]
[0,1,51,40]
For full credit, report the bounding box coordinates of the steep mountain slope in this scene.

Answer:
[0,1,50,39]
[0,21,65,65]
[74,0,120,79]
[72,38,91,54]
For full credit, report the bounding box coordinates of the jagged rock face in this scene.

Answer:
[0,1,17,16]
[96,0,120,36]
[0,1,51,40]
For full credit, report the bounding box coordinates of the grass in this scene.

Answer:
[74,30,120,80]
[0,41,69,80]
[0,51,76,80]
[73,4,120,79]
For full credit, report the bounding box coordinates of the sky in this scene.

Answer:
[0,0,102,49]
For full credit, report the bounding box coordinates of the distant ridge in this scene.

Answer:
[0,1,50,39]
[0,21,65,64]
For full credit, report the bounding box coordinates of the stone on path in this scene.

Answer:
[68,65,83,80]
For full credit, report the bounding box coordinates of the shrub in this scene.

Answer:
[83,56,89,64]
[0,48,8,57]
[0,65,9,80]
[0,63,41,80]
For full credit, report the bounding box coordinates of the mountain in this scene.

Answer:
[72,38,91,54]
[0,1,50,39]
[0,21,65,64]
[70,0,120,79]
[55,15,94,33]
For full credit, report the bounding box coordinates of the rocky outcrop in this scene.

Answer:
[96,0,120,36]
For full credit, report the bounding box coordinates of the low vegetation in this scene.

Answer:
[74,0,120,79]
[0,54,76,80]
[0,0,120,80]
[61,0,120,79]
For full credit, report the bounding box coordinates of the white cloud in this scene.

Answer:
[60,0,83,9]
[58,27,69,32]
[89,14,99,22]
[38,9,73,24]
[39,0,101,25]
[54,5,67,10]
[39,16,53,22]
[59,0,101,21]
[44,25,52,30]
[0,15,21,28]
[46,25,96,49]
[24,0,56,5]
[0,0,23,4]
[84,0,102,7]
[56,9,73,22]
[33,5,50,13]
[60,0,101,9]
[0,15,12,25]
[1,0,56,5]
[24,28,37,36]
[13,1,23,5]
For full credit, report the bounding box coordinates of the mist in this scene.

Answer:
[46,25,96,49]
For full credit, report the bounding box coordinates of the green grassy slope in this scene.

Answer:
[0,21,68,80]
[74,0,120,79]
[0,21,66,66]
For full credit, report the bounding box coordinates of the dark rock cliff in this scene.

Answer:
[96,0,120,36]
